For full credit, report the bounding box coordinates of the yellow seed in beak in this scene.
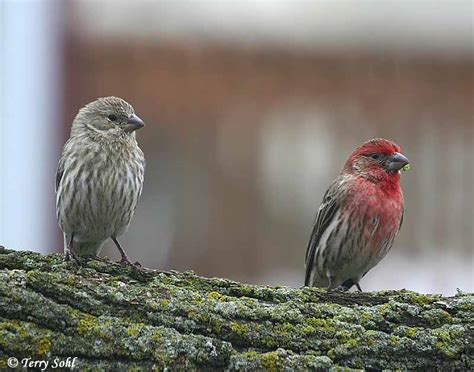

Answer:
[402,164,411,172]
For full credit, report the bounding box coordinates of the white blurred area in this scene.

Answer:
[0,0,62,253]
[71,0,471,55]
[0,1,472,295]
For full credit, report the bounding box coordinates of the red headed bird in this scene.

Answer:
[304,138,409,291]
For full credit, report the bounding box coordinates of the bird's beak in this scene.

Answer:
[387,152,410,171]
[123,114,145,133]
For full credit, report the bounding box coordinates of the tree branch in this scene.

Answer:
[0,247,471,370]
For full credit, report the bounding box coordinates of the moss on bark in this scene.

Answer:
[0,247,472,370]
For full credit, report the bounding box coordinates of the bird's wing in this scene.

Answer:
[304,179,343,286]
[55,155,65,193]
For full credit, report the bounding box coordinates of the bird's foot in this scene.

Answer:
[332,278,362,292]
[93,256,111,263]
[333,285,351,292]
[65,250,83,266]
[117,255,141,268]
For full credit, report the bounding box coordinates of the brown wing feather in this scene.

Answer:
[55,156,65,192]
[304,178,343,286]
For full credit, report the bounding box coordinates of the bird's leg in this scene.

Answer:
[327,275,337,291]
[65,234,82,265]
[112,237,141,267]
[355,283,363,292]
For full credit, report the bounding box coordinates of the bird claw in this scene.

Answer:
[65,251,83,266]
[93,256,111,263]
[333,285,350,292]
[117,256,141,269]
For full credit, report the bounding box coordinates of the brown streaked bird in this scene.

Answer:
[56,97,145,264]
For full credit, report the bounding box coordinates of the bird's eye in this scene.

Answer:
[108,114,117,122]
[370,154,380,160]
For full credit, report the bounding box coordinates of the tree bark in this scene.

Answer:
[0,247,471,371]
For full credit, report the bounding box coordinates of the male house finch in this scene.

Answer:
[304,138,409,291]
[56,97,145,264]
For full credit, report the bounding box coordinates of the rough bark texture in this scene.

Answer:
[0,247,472,371]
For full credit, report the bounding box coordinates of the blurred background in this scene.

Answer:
[0,1,472,295]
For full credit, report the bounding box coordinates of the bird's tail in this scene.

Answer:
[63,234,105,257]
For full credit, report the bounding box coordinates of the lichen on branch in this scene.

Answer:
[0,247,472,370]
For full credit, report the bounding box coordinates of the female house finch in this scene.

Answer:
[56,97,145,264]
[304,138,409,291]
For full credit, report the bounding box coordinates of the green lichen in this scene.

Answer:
[229,321,251,335]
[394,325,418,338]
[260,351,280,371]
[0,247,471,370]
[127,323,144,337]
[66,273,76,285]
[208,291,227,301]
[77,315,98,335]
[422,308,453,326]
[36,337,52,356]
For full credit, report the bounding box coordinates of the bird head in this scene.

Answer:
[72,97,145,137]
[343,138,410,182]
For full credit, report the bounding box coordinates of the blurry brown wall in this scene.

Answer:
[62,37,473,285]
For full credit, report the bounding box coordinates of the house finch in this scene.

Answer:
[304,138,409,291]
[56,97,145,264]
